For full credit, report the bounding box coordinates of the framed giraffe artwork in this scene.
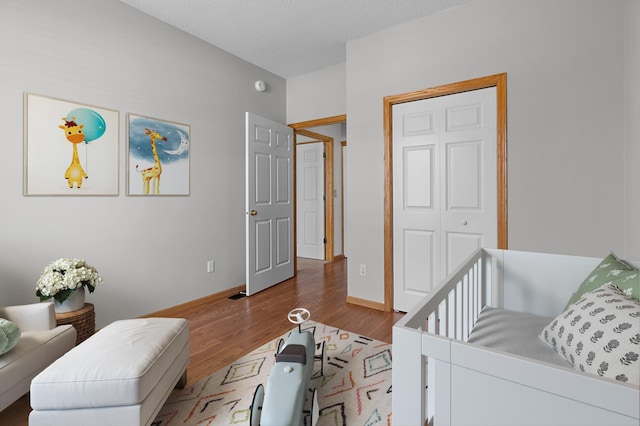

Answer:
[23,93,119,196]
[126,113,190,196]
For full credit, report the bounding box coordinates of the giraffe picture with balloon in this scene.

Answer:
[24,93,119,195]
[127,113,190,196]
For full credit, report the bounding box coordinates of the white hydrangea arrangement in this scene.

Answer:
[36,258,103,303]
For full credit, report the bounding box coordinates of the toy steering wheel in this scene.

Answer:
[288,308,311,325]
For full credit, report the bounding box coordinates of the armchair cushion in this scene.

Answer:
[0,303,76,412]
[0,318,21,355]
[0,302,56,332]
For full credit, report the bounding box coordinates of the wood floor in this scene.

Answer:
[0,257,404,425]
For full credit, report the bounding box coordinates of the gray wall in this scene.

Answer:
[625,0,640,258]
[287,63,346,124]
[2,0,636,322]
[0,0,286,327]
[343,0,632,303]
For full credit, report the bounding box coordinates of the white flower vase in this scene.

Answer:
[54,287,85,313]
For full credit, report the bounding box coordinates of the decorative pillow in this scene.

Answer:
[564,252,639,309]
[540,283,640,385]
[0,318,21,355]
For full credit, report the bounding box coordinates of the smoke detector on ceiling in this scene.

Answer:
[254,80,266,92]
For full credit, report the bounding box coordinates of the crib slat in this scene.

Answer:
[456,283,463,340]
[473,263,478,325]
[478,262,482,318]
[447,298,452,337]
[463,274,470,339]
[463,273,473,341]
[428,311,436,334]
[470,268,474,330]
[445,292,456,337]
[438,299,443,337]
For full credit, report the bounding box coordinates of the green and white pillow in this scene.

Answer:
[564,252,639,309]
[540,283,640,385]
[0,318,21,355]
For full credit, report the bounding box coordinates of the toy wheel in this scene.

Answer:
[276,338,285,355]
[309,388,320,426]
[318,340,326,377]
[313,340,326,378]
[249,384,264,426]
[288,308,311,325]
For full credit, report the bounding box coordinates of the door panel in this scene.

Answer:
[446,231,482,273]
[255,220,271,272]
[402,229,435,295]
[393,87,497,312]
[404,145,434,208]
[296,143,325,259]
[447,141,480,209]
[276,217,291,265]
[255,153,271,203]
[246,113,294,296]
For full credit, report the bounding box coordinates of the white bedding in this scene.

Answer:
[467,307,569,368]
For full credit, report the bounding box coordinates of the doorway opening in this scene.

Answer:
[289,114,346,269]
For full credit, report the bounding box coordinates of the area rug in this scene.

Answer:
[152,321,392,426]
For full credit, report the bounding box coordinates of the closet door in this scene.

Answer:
[393,87,497,312]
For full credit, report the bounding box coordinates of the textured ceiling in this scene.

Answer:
[118,0,472,78]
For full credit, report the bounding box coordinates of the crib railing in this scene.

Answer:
[427,252,487,341]
[392,248,494,426]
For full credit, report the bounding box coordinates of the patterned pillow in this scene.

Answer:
[540,283,640,385]
[564,252,639,309]
[0,318,21,355]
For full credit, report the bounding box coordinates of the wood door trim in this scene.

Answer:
[295,128,334,261]
[289,114,346,129]
[341,140,347,259]
[383,73,508,312]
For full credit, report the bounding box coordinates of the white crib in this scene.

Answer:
[392,248,640,426]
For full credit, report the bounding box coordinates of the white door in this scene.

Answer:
[393,87,497,312]
[245,112,294,296]
[296,142,325,259]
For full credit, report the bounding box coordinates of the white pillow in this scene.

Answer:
[540,283,640,385]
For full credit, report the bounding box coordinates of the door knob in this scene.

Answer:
[250,209,258,216]
[461,220,468,226]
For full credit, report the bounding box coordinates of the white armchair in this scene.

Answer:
[0,302,76,411]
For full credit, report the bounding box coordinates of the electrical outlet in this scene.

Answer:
[207,260,215,273]
[359,264,367,276]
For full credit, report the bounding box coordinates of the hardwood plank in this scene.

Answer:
[0,257,403,425]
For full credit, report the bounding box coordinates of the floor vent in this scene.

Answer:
[228,292,246,300]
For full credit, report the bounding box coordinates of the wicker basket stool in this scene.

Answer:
[55,303,95,345]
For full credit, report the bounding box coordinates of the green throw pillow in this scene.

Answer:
[564,252,639,309]
[0,318,21,355]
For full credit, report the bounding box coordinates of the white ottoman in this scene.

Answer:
[29,317,189,426]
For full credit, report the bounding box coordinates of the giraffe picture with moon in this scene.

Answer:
[24,93,119,196]
[127,114,190,196]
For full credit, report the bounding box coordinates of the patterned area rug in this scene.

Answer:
[152,321,392,425]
